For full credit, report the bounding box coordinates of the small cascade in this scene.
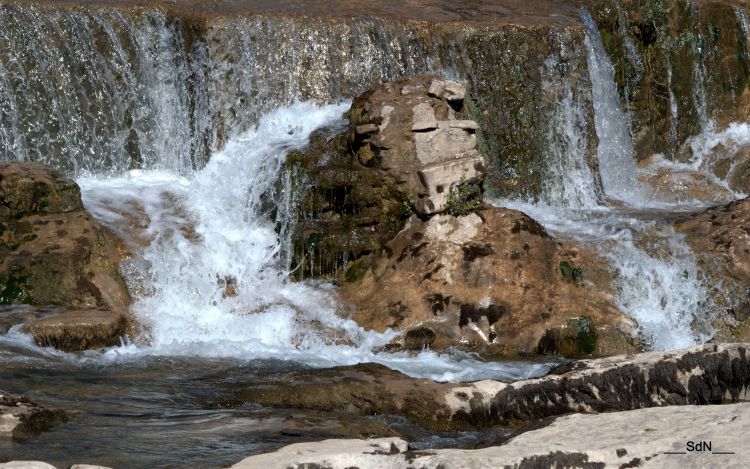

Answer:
[581,8,642,203]
[539,36,601,209]
[667,62,679,154]
[498,9,723,351]
[691,33,715,133]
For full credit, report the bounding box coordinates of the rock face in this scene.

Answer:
[350,76,485,215]
[0,162,131,350]
[226,344,750,432]
[286,76,485,279]
[675,198,750,341]
[0,390,70,440]
[340,208,636,357]
[230,403,750,469]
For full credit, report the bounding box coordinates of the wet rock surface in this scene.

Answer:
[0,391,70,440]
[675,198,750,341]
[230,403,750,469]
[225,344,750,432]
[0,162,131,350]
[339,208,637,358]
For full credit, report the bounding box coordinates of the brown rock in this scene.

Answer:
[0,162,132,350]
[675,198,750,341]
[0,390,70,440]
[350,76,485,215]
[339,207,637,358]
[0,161,83,220]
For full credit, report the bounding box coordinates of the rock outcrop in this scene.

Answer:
[230,403,750,469]
[339,208,636,357]
[225,343,750,431]
[286,76,485,279]
[350,76,485,216]
[0,391,70,440]
[0,162,131,350]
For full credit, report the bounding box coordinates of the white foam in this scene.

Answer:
[74,101,549,382]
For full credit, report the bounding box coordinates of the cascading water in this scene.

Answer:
[0,4,465,177]
[498,9,723,351]
[68,101,547,382]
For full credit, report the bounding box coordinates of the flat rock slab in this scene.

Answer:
[0,306,127,352]
[0,391,70,440]
[230,403,750,468]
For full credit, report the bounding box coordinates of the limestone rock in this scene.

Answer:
[350,75,485,216]
[286,76,486,279]
[231,403,750,469]
[225,343,750,439]
[339,207,636,357]
[428,79,466,102]
[0,162,132,350]
[0,390,70,440]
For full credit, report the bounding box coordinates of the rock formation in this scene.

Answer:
[350,76,485,216]
[675,198,750,342]
[230,403,750,469]
[286,76,486,279]
[340,208,636,357]
[0,162,131,351]
[226,343,750,431]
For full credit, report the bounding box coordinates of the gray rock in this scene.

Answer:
[231,403,750,468]
[411,102,439,131]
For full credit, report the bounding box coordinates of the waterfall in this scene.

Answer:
[0,4,464,178]
[581,8,642,203]
[499,9,716,351]
[539,40,601,209]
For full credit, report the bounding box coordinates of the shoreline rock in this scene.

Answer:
[230,403,750,469]
[225,343,750,432]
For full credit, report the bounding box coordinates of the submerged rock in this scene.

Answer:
[231,403,750,469]
[339,207,637,358]
[0,162,132,350]
[0,390,70,440]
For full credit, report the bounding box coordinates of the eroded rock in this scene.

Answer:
[675,198,750,341]
[225,344,750,432]
[339,207,636,357]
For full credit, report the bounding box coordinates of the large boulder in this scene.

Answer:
[339,207,637,358]
[0,162,131,350]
